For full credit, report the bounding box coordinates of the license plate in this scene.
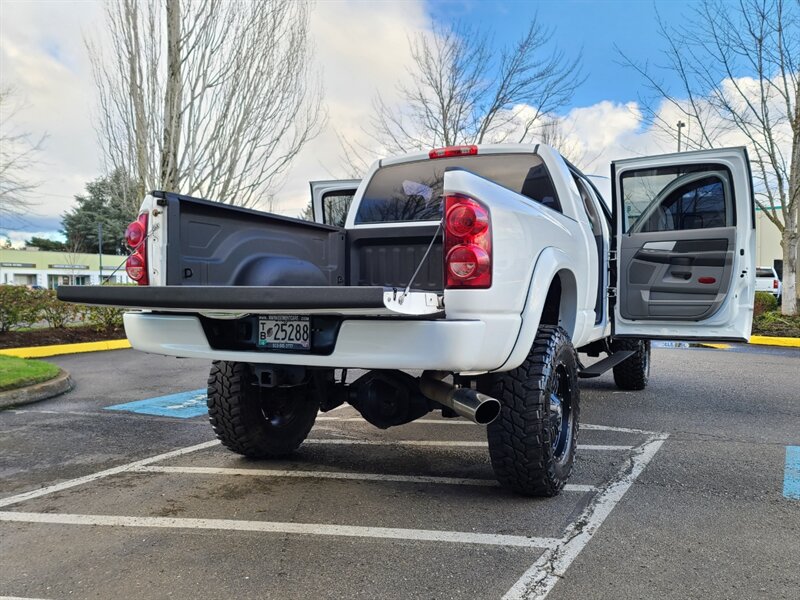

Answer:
[257,316,311,351]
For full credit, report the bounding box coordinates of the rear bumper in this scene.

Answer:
[123,312,521,373]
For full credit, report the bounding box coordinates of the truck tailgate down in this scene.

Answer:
[56,285,443,316]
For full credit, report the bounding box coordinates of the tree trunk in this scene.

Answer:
[781,207,798,315]
[161,0,182,192]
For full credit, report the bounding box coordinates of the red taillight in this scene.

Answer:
[773,279,779,289]
[125,212,149,285]
[125,220,145,248]
[125,252,147,283]
[446,202,488,237]
[444,194,491,289]
[429,145,478,159]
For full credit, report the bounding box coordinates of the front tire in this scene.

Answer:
[611,338,650,391]
[485,325,580,497]
[207,361,319,458]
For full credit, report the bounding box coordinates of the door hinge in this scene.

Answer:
[608,286,617,298]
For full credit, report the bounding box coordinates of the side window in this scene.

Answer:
[621,166,733,234]
[520,163,561,212]
[573,175,602,236]
[322,192,354,227]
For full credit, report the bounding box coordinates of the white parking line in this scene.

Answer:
[305,439,633,451]
[0,511,560,549]
[132,465,599,493]
[503,433,669,600]
[0,440,220,509]
[317,416,474,425]
[581,423,657,435]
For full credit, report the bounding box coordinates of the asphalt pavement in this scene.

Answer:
[0,344,798,599]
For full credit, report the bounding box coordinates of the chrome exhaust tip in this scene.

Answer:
[419,374,501,425]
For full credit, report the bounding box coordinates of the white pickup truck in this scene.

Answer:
[60,143,756,496]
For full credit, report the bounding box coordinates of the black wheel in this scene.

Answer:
[207,361,319,458]
[611,338,651,391]
[484,325,580,497]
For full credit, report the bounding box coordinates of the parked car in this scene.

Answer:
[755,266,781,301]
[59,144,757,496]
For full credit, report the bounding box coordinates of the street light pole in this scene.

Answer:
[676,120,686,152]
[98,222,103,284]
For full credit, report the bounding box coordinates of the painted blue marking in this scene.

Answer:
[784,446,800,500]
[106,389,208,418]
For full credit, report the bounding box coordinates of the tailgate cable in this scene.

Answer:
[398,220,442,305]
[99,223,159,284]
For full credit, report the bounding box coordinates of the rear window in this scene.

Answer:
[355,153,559,224]
[756,268,775,278]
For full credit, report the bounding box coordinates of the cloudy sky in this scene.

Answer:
[0,0,718,244]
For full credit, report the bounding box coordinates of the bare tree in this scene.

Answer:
[619,0,799,314]
[356,19,583,162]
[0,87,45,224]
[535,115,603,170]
[88,0,325,209]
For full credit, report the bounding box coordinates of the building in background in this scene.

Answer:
[0,247,133,288]
[755,209,784,273]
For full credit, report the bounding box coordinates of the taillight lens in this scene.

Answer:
[125,252,147,283]
[125,212,149,285]
[774,279,779,289]
[444,194,491,289]
[125,219,145,248]
[446,202,488,237]
[429,145,478,159]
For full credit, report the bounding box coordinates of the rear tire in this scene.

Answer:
[485,325,580,497]
[207,361,319,458]
[611,338,651,391]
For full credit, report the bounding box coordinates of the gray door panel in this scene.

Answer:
[619,228,735,321]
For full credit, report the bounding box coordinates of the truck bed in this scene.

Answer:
[157,192,443,291]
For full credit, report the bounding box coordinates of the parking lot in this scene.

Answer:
[1,345,798,599]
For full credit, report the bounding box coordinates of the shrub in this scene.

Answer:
[84,305,124,332]
[36,289,78,328]
[753,291,778,317]
[0,285,41,332]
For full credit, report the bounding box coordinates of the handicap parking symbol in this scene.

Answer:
[105,389,209,418]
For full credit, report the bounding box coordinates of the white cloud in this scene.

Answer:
[0,0,105,232]
[274,0,431,216]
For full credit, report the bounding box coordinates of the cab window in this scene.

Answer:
[621,165,733,234]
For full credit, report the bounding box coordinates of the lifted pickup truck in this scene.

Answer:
[60,143,756,496]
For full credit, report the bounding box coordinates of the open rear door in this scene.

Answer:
[310,179,360,226]
[612,147,755,341]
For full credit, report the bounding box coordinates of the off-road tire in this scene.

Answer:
[207,361,319,458]
[611,338,650,391]
[485,325,580,497]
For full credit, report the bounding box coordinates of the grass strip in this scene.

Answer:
[0,355,60,392]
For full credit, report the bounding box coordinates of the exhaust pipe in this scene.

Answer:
[419,373,501,425]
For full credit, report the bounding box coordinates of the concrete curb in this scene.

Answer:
[0,369,74,409]
[749,335,800,348]
[0,339,131,359]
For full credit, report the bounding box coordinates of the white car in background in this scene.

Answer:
[756,266,782,300]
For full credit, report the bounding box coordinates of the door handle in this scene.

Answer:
[671,270,692,280]
[669,256,693,266]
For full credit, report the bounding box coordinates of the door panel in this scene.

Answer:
[619,230,734,320]
[613,147,755,341]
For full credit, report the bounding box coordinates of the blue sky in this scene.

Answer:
[428,0,696,106]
